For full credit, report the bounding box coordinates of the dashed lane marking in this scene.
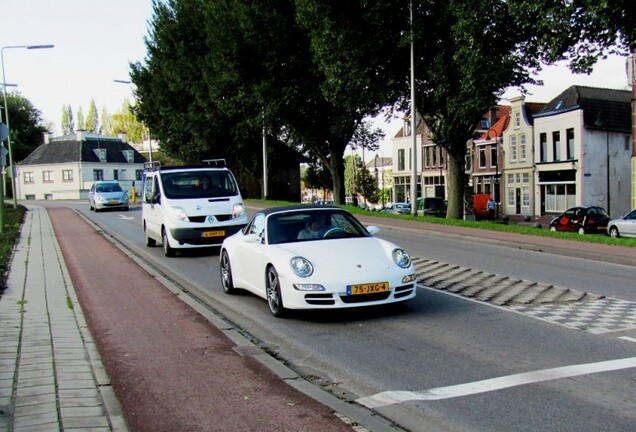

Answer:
[356,357,636,409]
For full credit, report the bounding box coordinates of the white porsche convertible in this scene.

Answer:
[219,205,417,317]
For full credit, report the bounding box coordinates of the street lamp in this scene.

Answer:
[113,79,153,163]
[2,44,54,208]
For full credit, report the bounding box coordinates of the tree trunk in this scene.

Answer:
[445,148,466,219]
[328,155,346,205]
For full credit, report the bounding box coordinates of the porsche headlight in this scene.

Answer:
[392,248,411,269]
[290,256,313,277]
[170,206,188,221]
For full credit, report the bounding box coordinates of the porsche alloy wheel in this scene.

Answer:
[220,250,235,294]
[266,266,286,318]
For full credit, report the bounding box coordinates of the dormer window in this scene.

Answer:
[404,120,411,136]
[122,150,134,163]
[94,148,107,163]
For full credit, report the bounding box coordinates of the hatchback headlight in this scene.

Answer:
[290,256,313,277]
[392,248,411,269]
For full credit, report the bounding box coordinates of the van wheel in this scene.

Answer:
[162,228,176,257]
[144,223,156,247]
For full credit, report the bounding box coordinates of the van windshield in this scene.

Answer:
[160,171,238,199]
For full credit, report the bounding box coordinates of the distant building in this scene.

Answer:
[17,131,146,200]
[533,86,632,218]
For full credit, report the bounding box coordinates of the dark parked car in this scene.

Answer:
[549,206,610,235]
[417,197,447,217]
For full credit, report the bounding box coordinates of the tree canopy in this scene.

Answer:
[3,93,48,162]
[129,0,634,215]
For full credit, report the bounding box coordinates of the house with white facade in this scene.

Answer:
[391,116,423,203]
[501,96,546,217]
[533,86,632,219]
[17,131,146,201]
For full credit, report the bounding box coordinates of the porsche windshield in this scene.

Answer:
[160,171,238,199]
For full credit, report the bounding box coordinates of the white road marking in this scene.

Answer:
[619,336,636,343]
[118,215,135,220]
[356,356,636,409]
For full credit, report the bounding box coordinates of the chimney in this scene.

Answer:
[43,132,52,144]
[117,132,128,143]
[76,129,86,141]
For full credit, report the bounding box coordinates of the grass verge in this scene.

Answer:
[0,204,27,292]
[247,199,636,248]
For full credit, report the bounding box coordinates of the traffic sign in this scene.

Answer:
[0,123,8,142]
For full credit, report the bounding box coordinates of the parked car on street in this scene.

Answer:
[417,197,447,217]
[549,206,610,234]
[219,205,416,317]
[381,203,411,214]
[89,181,129,212]
[607,209,636,238]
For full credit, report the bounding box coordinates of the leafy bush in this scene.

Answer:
[0,205,27,291]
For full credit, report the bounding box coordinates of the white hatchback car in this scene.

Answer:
[89,181,129,212]
[219,205,417,317]
[607,209,636,238]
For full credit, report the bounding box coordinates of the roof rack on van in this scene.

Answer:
[144,161,161,171]
[201,158,226,167]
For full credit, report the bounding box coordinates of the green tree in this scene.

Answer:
[61,104,74,135]
[85,99,99,133]
[100,106,112,135]
[2,93,48,163]
[110,99,146,144]
[76,106,85,131]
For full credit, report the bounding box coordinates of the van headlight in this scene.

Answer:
[392,248,411,269]
[232,203,245,219]
[170,206,188,221]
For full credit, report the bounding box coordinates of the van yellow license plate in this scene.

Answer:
[347,282,389,296]
[202,230,225,238]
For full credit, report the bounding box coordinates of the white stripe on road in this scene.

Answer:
[619,336,636,343]
[356,357,636,409]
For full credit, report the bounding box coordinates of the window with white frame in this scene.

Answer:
[490,146,497,168]
[510,135,518,162]
[94,148,107,163]
[522,186,530,206]
[514,111,521,128]
[522,173,530,183]
[43,171,53,183]
[24,172,35,183]
[566,128,574,160]
[123,150,134,163]
[540,133,547,162]
[507,187,515,205]
[478,147,486,168]
[398,149,405,171]
[93,169,104,181]
[507,173,514,184]
[62,170,73,182]
[552,131,561,161]
[519,134,527,161]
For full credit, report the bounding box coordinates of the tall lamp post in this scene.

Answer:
[2,44,54,208]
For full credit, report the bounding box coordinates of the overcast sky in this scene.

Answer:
[1,0,632,149]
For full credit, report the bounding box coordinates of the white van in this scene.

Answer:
[141,161,248,257]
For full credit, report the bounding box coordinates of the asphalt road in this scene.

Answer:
[48,202,636,432]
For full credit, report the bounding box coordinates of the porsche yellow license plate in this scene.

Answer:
[347,282,389,296]
[202,230,225,238]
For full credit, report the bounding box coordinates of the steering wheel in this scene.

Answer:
[322,227,346,238]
